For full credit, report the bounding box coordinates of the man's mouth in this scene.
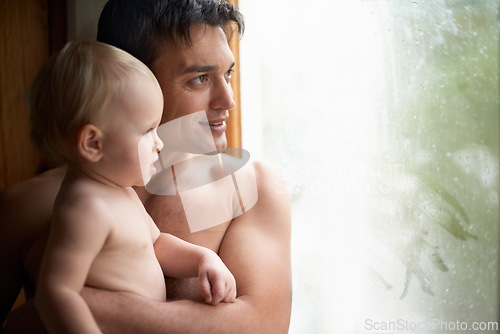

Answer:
[199,120,226,127]
[199,114,228,136]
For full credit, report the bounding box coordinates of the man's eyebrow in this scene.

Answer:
[184,62,235,74]
[184,65,218,74]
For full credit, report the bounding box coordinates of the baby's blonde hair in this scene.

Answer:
[30,41,159,166]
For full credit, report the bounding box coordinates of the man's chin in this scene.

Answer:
[213,136,227,153]
[216,145,227,154]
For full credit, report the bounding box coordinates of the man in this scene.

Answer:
[1,0,292,333]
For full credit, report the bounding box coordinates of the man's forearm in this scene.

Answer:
[84,288,289,334]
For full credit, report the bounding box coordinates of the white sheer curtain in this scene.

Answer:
[239,1,499,333]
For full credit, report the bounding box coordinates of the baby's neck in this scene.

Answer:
[64,165,128,192]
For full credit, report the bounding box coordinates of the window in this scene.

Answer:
[239,1,499,332]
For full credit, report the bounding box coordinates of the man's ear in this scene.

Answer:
[77,124,104,162]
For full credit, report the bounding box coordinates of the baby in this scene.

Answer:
[31,41,236,334]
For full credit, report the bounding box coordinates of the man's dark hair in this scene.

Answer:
[97,0,244,68]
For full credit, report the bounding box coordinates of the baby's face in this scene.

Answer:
[101,73,164,187]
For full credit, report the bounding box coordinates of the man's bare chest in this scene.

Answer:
[143,194,230,253]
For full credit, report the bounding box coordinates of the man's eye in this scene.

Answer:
[225,69,234,82]
[194,74,208,84]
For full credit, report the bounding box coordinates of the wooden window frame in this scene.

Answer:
[226,0,242,149]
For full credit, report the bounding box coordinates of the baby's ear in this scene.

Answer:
[77,124,103,162]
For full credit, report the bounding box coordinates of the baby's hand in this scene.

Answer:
[198,251,236,305]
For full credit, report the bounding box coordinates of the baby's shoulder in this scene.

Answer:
[55,183,115,223]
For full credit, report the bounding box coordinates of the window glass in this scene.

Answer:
[239,1,499,332]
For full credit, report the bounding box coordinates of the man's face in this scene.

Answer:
[152,24,236,153]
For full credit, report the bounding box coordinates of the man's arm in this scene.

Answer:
[0,198,27,328]
[85,161,292,334]
[0,171,63,327]
[215,161,292,331]
[154,233,236,305]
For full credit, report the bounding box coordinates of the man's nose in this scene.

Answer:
[210,78,236,111]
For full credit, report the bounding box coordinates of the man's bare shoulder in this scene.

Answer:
[0,168,65,232]
[251,160,287,193]
[221,154,287,192]
[233,159,291,231]
[1,168,65,202]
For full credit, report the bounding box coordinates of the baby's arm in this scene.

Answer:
[153,233,236,305]
[35,198,111,334]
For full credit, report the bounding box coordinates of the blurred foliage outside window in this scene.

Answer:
[240,0,498,333]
